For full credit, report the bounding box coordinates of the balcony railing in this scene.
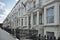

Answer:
[26,4,41,13]
[16,29,38,39]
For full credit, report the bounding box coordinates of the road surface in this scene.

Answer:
[0,28,18,40]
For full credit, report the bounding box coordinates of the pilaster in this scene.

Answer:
[31,13,33,28]
[37,11,39,25]
[27,15,29,29]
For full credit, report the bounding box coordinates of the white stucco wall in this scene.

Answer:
[43,0,55,6]
[44,26,59,39]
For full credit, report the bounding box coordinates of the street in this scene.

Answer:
[0,28,17,40]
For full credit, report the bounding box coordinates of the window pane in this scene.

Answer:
[33,1,36,8]
[21,19,23,26]
[29,16,31,28]
[25,17,27,25]
[47,16,54,23]
[47,7,54,23]
[39,0,43,6]
[47,7,54,16]
[33,14,37,25]
[39,14,42,24]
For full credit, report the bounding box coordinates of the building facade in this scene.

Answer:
[3,0,60,39]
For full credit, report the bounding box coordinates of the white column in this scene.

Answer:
[37,11,39,25]
[20,18,21,29]
[31,13,33,28]
[27,15,29,29]
[23,17,25,26]
[55,3,59,24]
[20,18,21,26]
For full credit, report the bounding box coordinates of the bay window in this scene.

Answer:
[47,7,54,23]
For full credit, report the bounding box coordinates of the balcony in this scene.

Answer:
[25,0,43,14]
[27,4,42,13]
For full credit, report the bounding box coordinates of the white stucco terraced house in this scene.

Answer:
[3,0,60,39]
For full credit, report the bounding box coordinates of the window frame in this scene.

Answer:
[46,6,54,23]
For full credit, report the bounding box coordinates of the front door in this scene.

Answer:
[46,32,55,40]
[47,32,54,37]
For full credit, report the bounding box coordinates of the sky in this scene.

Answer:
[0,0,19,23]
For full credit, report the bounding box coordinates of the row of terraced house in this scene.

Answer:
[2,0,60,40]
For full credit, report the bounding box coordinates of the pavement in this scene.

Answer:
[0,28,18,40]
